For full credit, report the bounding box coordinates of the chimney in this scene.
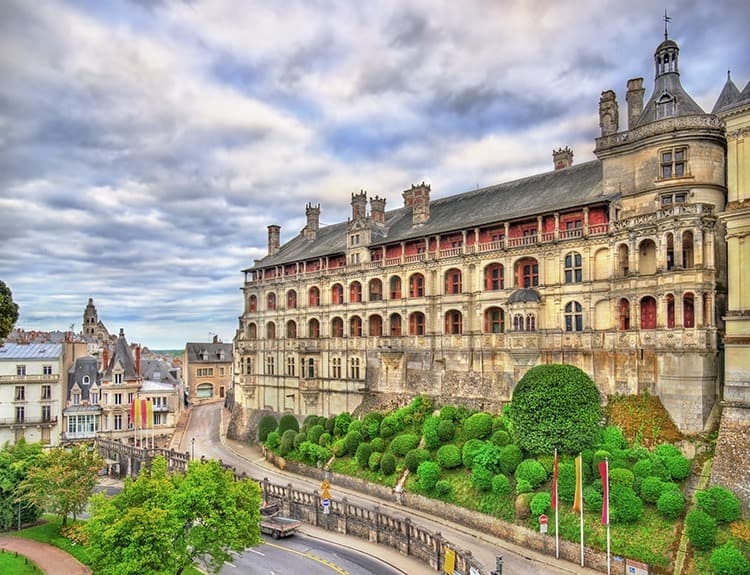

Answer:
[212,334,219,344]
[102,346,109,372]
[626,78,645,130]
[403,182,431,225]
[267,225,280,255]
[552,146,574,170]
[370,195,386,226]
[598,90,619,136]
[351,191,367,221]
[304,203,320,241]
[135,345,141,376]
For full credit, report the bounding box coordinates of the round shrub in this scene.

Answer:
[657,489,686,520]
[325,416,336,434]
[515,459,548,489]
[390,433,420,457]
[530,492,552,516]
[492,416,508,432]
[344,430,363,456]
[440,405,458,422]
[654,443,681,458]
[282,429,297,444]
[650,457,671,481]
[435,480,452,496]
[640,476,664,504]
[685,509,717,551]
[609,468,635,489]
[509,364,602,454]
[417,461,441,491]
[299,441,331,466]
[279,435,294,456]
[362,412,383,440]
[279,414,300,435]
[355,442,373,469]
[302,414,319,430]
[557,462,576,504]
[537,454,555,475]
[368,451,383,471]
[307,424,325,445]
[369,437,386,453]
[491,473,511,497]
[266,431,280,449]
[332,439,347,457]
[610,484,643,523]
[318,432,331,446]
[380,452,397,476]
[436,444,462,469]
[293,432,307,449]
[491,430,510,447]
[498,444,523,475]
[404,448,430,474]
[584,485,603,513]
[258,414,278,442]
[470,465,493,492]
[462,439,485,468]
[380,414,402,437]
[472,443,503,474]
[710,543,750,575]
[348,419,362,434]
[665,455,691,481]
[516,479,532,495]
[437,419,456,443]
[422,416,441,450]
[696,486,741,524]
[593,450,611,469]
[600,425,626,449]
[464,412,494,440]
[633,459,653,478]
[334,412,352,437]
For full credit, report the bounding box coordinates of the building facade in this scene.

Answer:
[233,33,733,436]
[184,337,233,404]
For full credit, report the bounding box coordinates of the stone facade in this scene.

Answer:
[233,33,734,438]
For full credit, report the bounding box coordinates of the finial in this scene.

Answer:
[728,69,731,81]
[663,9,671,41]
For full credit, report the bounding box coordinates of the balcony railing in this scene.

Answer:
[0,374,59,384]
[0,416,58,428]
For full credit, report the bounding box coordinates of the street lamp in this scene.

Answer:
[191,437,195,461]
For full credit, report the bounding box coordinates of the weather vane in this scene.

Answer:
[664,9,671,41]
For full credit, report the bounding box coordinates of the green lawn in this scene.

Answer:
[0,550,42,574]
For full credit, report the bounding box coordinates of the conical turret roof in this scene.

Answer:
[712,72,741,113]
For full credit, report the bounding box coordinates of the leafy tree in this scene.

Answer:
[0,439,43,530]
[0,281,19,341]
[509,364,602,454]
[86,457,261,575]
[18,443,102,527]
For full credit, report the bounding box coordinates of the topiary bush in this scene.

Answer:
[318,432,331,446]
[266,431,280,449]
[332,439,347,457]
[368,451,383,471]
[344,430,363,456]
[362,412,383,440]
[515,459,548,489]
[609,468,635,489]
[664,455,691,481]
[462,439,486,468]
[404,448,430,473]
[709,543,750,575]
[436,444,462,469]
[491,473,511,497]
[279,414,300,435]
[380,452,397,476]
[509,363,602,454]
[470,465,493,492]
[685,509,717,551]
[298,441,331,466]
[557,462,576,504]
[640,476,664,504]
[657,489,686,520]
[610,484,644,523]
[307,424,325,445]
[380,414,403,437]
[440,405,458,422]
[654,443,681,458]
[422,416,441,450]
[258,414,278,442]
[435,479,452,496]
[279,433,294,456]
[463,412,494,440]
[515,479,532,495]
[491,430,510,446]
[370,437,386,453]
[632,459,653,478]
[355,442,373,469]
[417,461,441,491]
[293,432,307,449]
[530,492,552,516]
[498,444,523,475]
[584,485,603,513]
[696,486,742,524]
[599,425,627,450]
[437,419,455,443]
[334,412,352,437]
[390,433,420,457]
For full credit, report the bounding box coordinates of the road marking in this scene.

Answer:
[265,541,350,574]
[249,548,265,556]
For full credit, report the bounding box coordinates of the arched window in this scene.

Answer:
[526,314,536,332]
[369,315,383,337]
[308,286,321,307]
[266,322,276,340]
[308,318,320,338]
[513,313,524,331]
[286,320,297,339]
[286,290,297,309]
[248,295,257,312]
[247,323,257,339]
[331,284,344,305]
[389,276,402,299]
[516,257,539,287]
[349,281,362,303]
[331,317,344,337]
[638,239,657,275]
[409,273,425,297]
[266,292,276,310]
[640,296,657,329]
[369,278,383,301]
[445,310,463,334]
[618,299,631,330]
[350,315,362,337]
[667,294,675,328]
[389,313,402,336]
[409,312,426,335]
[564,301,583,332]
[683,293,695,328]
[682,230,694,268]
[485,263,504,290]
[617,244,630,277]
[564,252,582,283]
[484,307,505,333]
[666,233,675,271]
[445,269,462,294]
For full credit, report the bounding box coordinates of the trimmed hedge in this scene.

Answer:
[380,452,397,475]
[656,489,686,519]
[530,492,552,516]
[355,442,373,469]
[461,439,486,468]
[470,465,493,492]
[491,473,511,496]
[368,451,383,471]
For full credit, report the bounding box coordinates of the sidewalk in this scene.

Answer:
[0,535,91,575]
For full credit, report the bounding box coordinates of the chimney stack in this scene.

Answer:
[626,78,645,130]
[267,225,280,255]
[135,345,141,376]
[370,195,386,226]
[102,346,109,373]
[552,146,574,170]
[304,203,320,241]
[351,191,367,221]
[598,90,619,136]
[403,182,431,225]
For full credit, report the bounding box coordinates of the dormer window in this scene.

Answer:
[660,147,687,179]
[82,375,90,385]
[655,93,675,120]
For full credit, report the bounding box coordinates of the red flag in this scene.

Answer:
[598,459,609,525]
[573,454,583,513]
[140,398,148,427]
[551,450,559,510]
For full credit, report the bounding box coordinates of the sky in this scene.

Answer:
[1,0,749,349]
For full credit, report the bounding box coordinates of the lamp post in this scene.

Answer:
[191,437,195,461]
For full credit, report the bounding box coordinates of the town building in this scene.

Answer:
[184,337,233,405]
[232,29,743,442]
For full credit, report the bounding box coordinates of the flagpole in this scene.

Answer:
[553,448,559,559]
[577,453,584,567]
[606,458,611,575]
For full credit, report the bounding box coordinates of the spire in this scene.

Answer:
[712,70,741,114]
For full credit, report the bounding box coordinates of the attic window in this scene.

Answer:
[655,93,675,120]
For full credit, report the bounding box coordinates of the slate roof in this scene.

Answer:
[105,329,139,379]
[251,160,609,270]
[712,73,741,113]
[67,356,101,401]
[139,358,180,385]
[0,343,62,360]
[185,342,233,363]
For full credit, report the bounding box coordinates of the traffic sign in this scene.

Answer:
[321,498,330,515]
[321,488,332,500]
[539,514,548,525]
[320,480,330,490]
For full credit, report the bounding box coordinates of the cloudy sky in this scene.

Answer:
[1,0,748,349]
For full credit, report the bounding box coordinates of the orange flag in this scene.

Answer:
[573,454,583,513]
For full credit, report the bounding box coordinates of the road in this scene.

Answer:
[182,402,602,575]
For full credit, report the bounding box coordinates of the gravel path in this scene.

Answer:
[0,535,91,575]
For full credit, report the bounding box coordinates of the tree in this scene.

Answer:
[0,280,19,341]
[0,439,44,530]
[18,443,102,527]
[86,457,262,575]
[509,363,602,454]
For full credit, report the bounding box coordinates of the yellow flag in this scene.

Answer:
[573,454,583,513]
[444,548,456,574]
